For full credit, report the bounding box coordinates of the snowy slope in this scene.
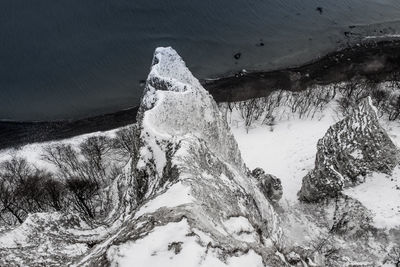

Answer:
[344,167,400,229]
[1,47,400,266]
[0,47,287,266]
[231,97,400,231]
[231,102,338,203]
[0,128,120,171]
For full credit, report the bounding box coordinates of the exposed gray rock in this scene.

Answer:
[285,251,302,265]
[299,97,398,202]
[0,47,285,266]
[330,195,375,239]
[86,47,285,266]
[252,168,283,203]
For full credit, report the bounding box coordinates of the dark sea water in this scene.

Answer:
[1,0,400,121]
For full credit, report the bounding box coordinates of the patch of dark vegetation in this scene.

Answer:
[168,242,183,254]
[0,125,139,225]
[384,246,400,267]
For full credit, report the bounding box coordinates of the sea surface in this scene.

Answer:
[1,0,400,121]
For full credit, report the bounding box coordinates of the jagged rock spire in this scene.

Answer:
[299,97,398,202]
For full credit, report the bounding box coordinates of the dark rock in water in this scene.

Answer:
[256,41,265,47]
[139,79,146,87]
[298,97,398,202]
[252,168,283,203]
[234,52,241,60]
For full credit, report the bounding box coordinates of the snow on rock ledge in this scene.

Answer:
[0,47,283,266]
[77,47,284,266]
[298,97,398,202]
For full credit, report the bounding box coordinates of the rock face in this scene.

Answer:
[89,47,284,266]
[251,168,283,203]
[0,47,285,266]
[330,195,375,239]
[298,97,398,202]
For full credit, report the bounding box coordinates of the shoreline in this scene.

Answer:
[2,39,400,150]
[203,38,400,102]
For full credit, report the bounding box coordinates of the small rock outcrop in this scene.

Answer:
[299,97,398,202]
[252,168,283,203]
[330,195,375,239]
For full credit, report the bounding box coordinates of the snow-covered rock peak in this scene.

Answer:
[141,47,203,109]
[80,47,284,265]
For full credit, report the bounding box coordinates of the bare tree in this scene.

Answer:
[385,246,400,267]
[0,179,26,224]
[66,177,98,219]
[388,94,400,121]
[42,136,121,219]
[0,157,65,224]
[236,98,265,133]
[113,125,140,161]
[1,157,32,184]
[42,175,65,211]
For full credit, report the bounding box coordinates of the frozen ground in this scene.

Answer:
[344,168,400,229]
[106,219,264,267]
[230,105,338,203]
[231,102,400,230]
[0,127,120,171]
[1,96,399,233]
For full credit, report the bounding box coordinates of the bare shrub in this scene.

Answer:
[113,125,140,161]
[229,86,335,132]
[0,157,66,225]
[304,234,339,265]
[384,246,400,267]
[236,98,266,133]
[42,136,122,219]
[43,136,115,184]
[42,175,65,211]
[0,178,26,224]
[387,94,400,121]
[66,177,98,219]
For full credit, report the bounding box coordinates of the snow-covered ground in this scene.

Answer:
[344,168,400,229]
[231,105,338,203]
[0,128,120,171]
[1,95,399,233]
[134,182,194,219]
[230,101,400,230]
[106,219,264,267]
